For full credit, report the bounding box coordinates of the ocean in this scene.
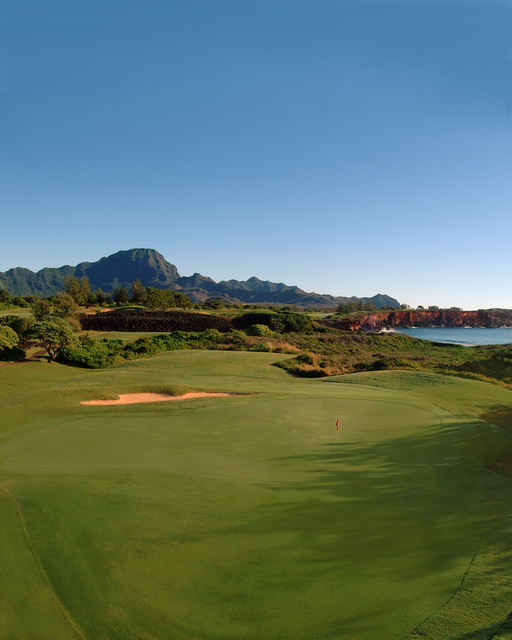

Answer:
[392,327,512,346]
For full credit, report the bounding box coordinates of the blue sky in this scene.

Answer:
[1,0,511,309]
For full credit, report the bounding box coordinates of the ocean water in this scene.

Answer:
[393,327,512,346]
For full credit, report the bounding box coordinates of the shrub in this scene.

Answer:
[59,340,114,368]
[0,325,19,349]
[202,328,223,342]
[246,324,273,337]
[29,317,78,361]
[0,315,33,339]
[233,311,313,334]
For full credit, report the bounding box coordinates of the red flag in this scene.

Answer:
[336,419,339,430]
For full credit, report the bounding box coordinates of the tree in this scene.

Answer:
[79,276,94,306]
[29,317,77,361]
[130,279,146,305]
[64,275,84,305]
[32,298,52,320]
[0,288,11,304]
[95,288,107,305]
[52,292,79,317]
[113,285,130,306]
[363,300,376,311]
[173,292,192,309]
[203,298,224,310]
[145,287,166,310]
[337,300,365,315]
[0,325,18,349]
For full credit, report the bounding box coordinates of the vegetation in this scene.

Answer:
[1,282,512,637]
[1,294,512,389]
[49,303,512,387]
[2,348,512,639]
[336,299,375,314]
[0,325,18,349]
[28,317,78,361]
[144,287,192,310]
[0,287,32,311]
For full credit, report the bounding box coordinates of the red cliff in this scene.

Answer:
[323,309,512,332]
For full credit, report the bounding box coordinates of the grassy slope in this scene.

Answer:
[1,353,512,639]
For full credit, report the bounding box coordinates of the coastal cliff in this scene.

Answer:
[323,309,512,332]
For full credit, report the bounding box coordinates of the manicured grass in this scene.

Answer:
[1,352,512,639]
[0,307,33,318]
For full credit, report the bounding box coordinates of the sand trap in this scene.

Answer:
[81,392,233,406]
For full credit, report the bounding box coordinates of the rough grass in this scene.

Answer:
[1,353,512,639]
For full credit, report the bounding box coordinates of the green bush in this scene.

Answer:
[0,315,34,339]
[59,339,114,368]
[246,324,273,337]
[202,328,224,342]
[233,311,313,334]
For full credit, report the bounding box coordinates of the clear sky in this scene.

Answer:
[1,0,511,309]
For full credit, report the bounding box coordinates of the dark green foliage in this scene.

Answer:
[130,278,146,305]
[233,310,313,333]
[0,288,33,310]
[32,298,52,320]
[0,287,15,310]
[174,292,192,309]
[144,287,165,309]
[29,317,77,361]
[58,337,116,368]
[113,285,130,305]
[58,332,204,368]
[64,274,92,305]
[94,287,108,304]
[144,287,192,310]
[51,292,79,317]
[0,315,34,339]
[57,306,512,387]
[337,299,375,315]
[203,298,224,309]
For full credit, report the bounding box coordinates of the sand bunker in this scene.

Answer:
[81,392,233,406]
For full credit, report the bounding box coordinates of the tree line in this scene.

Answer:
[62,275,193,310]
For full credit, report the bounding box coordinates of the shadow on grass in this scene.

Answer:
[216,418,512,639]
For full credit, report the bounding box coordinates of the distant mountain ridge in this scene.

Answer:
[0,248,400,309]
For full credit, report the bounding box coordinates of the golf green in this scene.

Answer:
[1,351,512,639]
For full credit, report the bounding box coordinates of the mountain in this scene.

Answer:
[0,249,179,298]
[0,248,401,309]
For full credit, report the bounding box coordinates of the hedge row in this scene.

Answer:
[58,332,217,368]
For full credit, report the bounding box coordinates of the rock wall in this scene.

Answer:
[79,310,233,333]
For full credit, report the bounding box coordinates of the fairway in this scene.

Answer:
[1,352,512,639]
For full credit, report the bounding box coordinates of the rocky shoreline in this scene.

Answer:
[321,309,512,332]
